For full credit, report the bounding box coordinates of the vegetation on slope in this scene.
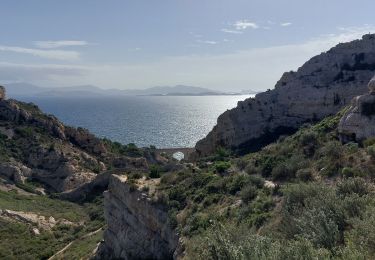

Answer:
[151,109,375,259]
[0,190,104,260]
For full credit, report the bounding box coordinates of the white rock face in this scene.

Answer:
[96,175,180,259]
[339,77,375,142]
[196,34,375,155]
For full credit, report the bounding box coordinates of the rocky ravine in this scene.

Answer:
[196,34,375,155]
[96,174,180,260]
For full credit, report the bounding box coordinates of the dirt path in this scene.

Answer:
[48,227,104,260]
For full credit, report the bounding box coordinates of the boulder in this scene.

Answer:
[339,75,375,143]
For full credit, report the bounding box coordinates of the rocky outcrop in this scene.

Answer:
[0,162,32,184]
[96,175,180,260]
[196,34,375,155]
[0,209,75,231]
[338,75,375,142]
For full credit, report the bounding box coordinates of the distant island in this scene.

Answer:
[5,83,258,98]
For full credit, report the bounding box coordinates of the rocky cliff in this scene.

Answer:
[196,34,375,155]
[96,174,180,259]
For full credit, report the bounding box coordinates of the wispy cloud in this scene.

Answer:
[197,40,217,45]
[281,22,292,27]
[34,40,89,49]
[0,45,80,61]
[221,28,243,34]
[234,20,258,30]
[189,32,203,38]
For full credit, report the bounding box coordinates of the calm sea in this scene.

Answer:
[16,95,252,148]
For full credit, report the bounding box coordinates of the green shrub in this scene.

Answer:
[363,137,375,148]
[367,145,375,160]
[227,174,248,195]
[341,167,357,178]
[216,147,230,160]
[240,184,257,204]
[299,130,318,146]
[271,163,295,181]
[214,161,231,174]
[296,169,313,182]
[149,165,161,178]
[336,177,370,197]
[346,206,375,257]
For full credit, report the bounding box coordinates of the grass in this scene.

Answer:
[0,190,88,222]
[0,191,105,259]
[58,229,104,259]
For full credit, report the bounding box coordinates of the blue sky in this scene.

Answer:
[0,0,374,91]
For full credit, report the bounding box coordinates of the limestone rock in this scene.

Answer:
[0,162,32,184]
[196,34,375,155]
[0,209,75,230]
[95,174,180,259]
[339,76,375,142]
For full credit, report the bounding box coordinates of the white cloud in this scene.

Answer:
[221,28,243,34]
[34,40,89,49]
[281,22,292,27]
[0,45,80,61]
[234,20,258,30]
[197,40,217,45]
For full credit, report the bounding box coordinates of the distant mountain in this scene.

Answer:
[123,85,223,95]
[4,83,251,98]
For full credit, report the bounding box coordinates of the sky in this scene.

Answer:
[0,0,375,92]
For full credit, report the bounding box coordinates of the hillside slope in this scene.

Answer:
[196,34,375,155]
[0,87,152,193]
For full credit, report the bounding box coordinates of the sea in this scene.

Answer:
[15,95,253,148]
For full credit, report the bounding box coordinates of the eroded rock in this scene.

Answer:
[339,75,375,142]
[196,34,375,155]
[95,174,180,260]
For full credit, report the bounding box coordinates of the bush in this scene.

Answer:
[187,223,331,260]
[271,163,295,181]
[337,177,370,197]
[299,130,318,146]
[367,145,375,160]
[346,206,375,257]
[227,174,248,195]
[240,184,257,204]
[341,167,357,178]
[216,147,230,160]
[214,161,231,174]
[296,169,313,182]
[149,165,161,178]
